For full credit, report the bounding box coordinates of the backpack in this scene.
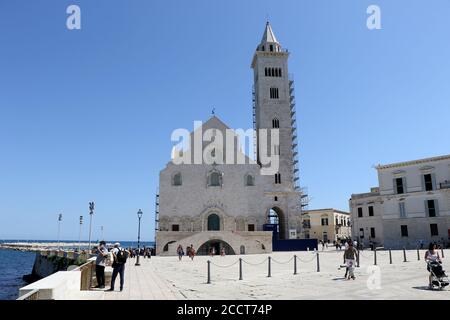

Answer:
[116,248,128,264]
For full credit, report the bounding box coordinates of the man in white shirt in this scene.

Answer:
[108,242,127,292]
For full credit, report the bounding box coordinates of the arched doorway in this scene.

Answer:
[163,241,176,252]
[197,239,235,255]
[207,213,220,231]
[268,207,286,240]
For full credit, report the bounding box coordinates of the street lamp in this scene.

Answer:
[57,214,63,250]
[88,201,95,253]
[100,225,104,241]
[78,216,83,252]
[135,209,143,266]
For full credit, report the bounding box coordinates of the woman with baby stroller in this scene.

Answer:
[425,243,449,290]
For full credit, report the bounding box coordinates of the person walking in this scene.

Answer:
[108,242,128,292]
[177,244,184,261]
[94,241,108,289]
[189,244,196,261]
[344,241,358,280]
[425,243,442,289]
[220,247,225,257]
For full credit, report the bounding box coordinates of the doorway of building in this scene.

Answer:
[207,213,220,231]
[197,239,235,255]
[267,207,286,240]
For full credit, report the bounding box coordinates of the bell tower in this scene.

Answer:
[252,22,303,240]
[252,22,299,191]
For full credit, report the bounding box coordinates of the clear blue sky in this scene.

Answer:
[1,0,449,241]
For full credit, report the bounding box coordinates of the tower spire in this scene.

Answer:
[257,21,281,52]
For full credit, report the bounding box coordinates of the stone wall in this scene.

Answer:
[156,231,273,256]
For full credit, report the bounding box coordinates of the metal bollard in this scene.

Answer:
[403,247,407,262]
[316,252,320,272]
[374,248,377,266]
[207,260,211,284]
[442,248,445,258]
[268,257,272,277]
[357,250,360,267]
[239,258,243,280]
[389,249,392,264]
[417,248,420,261]
[294,255,297,275]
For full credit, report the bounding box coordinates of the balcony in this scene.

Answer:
[440,181,450,189]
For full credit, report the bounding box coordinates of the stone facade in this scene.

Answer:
[350,155,450,249]
[155,23,303,256]
[300,209,351,243]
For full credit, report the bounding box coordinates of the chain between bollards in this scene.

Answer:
[239,258,243,280]
[267,256,271,277]
[389,249,392,264]
[294,255,297,275]
[403,247,407,262]
[207,260,211,284]
[316,252,320,272]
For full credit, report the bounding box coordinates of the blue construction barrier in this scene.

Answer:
[263,223,318,251]
[272,238,318,251]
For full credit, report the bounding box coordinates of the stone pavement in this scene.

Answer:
[104,258,183,300]
[101,249,450,300]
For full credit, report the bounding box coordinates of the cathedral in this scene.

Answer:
[155,23,305,255]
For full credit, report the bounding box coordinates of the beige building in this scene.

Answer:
[350,154,450,249]
[300,209,351,243]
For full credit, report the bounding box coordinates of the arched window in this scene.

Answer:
[245,174,255,186]
[270,87,279,99]
[274,173,281,184]
[207,214,220,231]
[272,118,279,128]
[240,245,245,254]
[265,68,268,76]
[172,172,182,186]
[208,171,222,187]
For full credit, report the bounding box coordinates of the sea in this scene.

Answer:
[0,240,155,300]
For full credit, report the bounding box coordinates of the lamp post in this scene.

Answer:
[78,216,83,252]
[57,214,63,250]
[88,202,95,253]
[135,209,143,266]
[100,226,104,241]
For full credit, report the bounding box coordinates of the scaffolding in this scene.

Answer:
[252,85,257,162]
[289,74,309,211]
[154,189,159,239]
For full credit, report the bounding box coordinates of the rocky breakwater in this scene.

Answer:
[22,250,89,284]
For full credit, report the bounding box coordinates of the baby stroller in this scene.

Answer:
[427,261,449,290]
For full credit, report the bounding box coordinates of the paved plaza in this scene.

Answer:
[103,249,450,300]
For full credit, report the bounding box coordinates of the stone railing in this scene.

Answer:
[73,258,96,290]
[17,257,99,300]
[16,288,40,300]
